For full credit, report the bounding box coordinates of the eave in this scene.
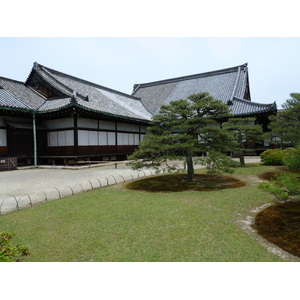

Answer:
[37,103,150,125]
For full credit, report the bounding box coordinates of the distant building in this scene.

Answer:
[0,62,276,166]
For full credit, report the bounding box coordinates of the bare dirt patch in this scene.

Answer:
[254,200,300,258]
[126,173,245,192]
[236,203,300,262]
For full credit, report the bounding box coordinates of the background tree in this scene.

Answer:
[223,117,263,166]
[128,92,232,181]
[264,93,300,148]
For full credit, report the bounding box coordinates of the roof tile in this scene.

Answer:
[132,64,276,116]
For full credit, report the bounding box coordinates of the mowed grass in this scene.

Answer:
[0,164,287,262]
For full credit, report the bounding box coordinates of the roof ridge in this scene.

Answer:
[34,63,82,99]
[0,76,25,85]
[230,66,241,100]
[132,63,248,91]
[37,62,141,101]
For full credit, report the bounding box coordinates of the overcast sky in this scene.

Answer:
[0,37,299,108]
[1,1,299,110]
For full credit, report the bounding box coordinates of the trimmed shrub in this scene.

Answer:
[283,153,300,170]
[0,231,30,262]
[260,149,284,165]
[258,172,300,201]
[281,147,300,170]
[274,172,300,196]
[282,148,299,156]
[258,182,289,200]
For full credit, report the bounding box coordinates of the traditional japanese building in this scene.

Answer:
[0,62,276,167]
[132,63,276,125]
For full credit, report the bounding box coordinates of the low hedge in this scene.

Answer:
[260,148,300,167]
[260,149,284,165]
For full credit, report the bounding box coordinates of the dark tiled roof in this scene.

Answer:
[230,97,277,116]
[132,64,256,115]
[132,64,277,116]
[0,86,29,110]
[0,76,45,110]
[29,63,152,121]
[0,63,277,121]
[37,97,72,112]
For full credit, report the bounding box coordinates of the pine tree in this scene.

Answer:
[265,93,300,148]
[222,117,263,166]
[128,92,231,181]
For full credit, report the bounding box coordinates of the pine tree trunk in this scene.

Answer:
[239,152,245,166]
[186,154,194,182]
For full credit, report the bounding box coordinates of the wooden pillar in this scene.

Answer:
[115,121,118,154]
[73,107,78,156]
[32,112,37,167]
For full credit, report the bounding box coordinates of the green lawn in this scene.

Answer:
[0,164,287,262]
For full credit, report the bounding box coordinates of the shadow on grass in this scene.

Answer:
[255,201,300,258]
[126,173,245,192]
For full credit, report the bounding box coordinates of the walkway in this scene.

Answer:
[0,157,261,215]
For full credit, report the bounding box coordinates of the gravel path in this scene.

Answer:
[0,162,155,214]
[1,163,141,197]
[0,157,261,214]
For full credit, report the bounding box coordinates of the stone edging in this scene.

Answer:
[236,202,300,262]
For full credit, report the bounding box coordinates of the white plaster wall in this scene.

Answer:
[134,134,140,145]
[88,131,98,145]
[48,130,74,146]
[58,131,66,146]
[107,132,116,145]
[78,130,100,146]
[99,120,115,130]
[49,132,58,146]
[117,132,140,145]
[78,118,98,129]
[99,132,108,145]
[117,123,139,132]
[78,130,89,146]
[117,133,129,145]
[43,118,73,129]
[128,134,134,145]
[78,130,117,146]
[49,128,143,146]
[65,130,74,146]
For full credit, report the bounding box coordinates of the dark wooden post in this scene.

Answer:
[73,107,78,156]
